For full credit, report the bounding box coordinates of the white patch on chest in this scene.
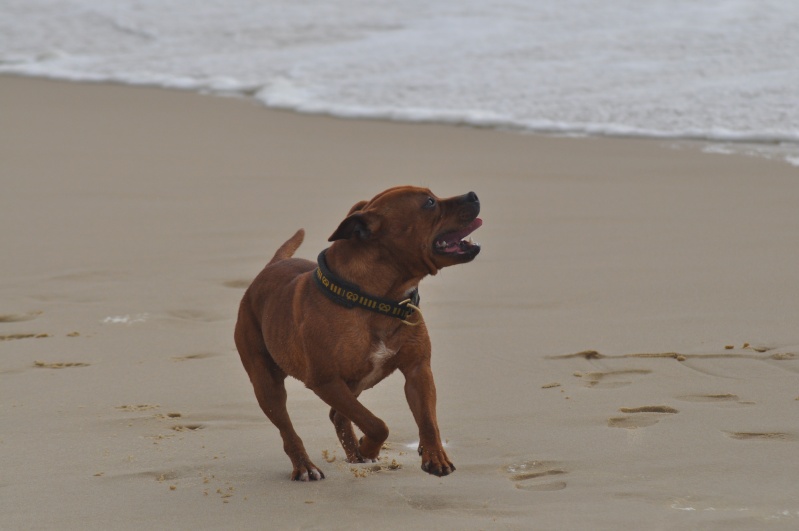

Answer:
[356,341,396,393]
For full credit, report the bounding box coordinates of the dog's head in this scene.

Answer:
[329,186,482,275]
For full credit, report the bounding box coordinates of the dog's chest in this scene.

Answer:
[355,341,397,393]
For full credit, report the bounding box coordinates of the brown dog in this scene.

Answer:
[234,186,481,480]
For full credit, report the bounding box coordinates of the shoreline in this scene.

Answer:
[2,74,799,530]
[3,72,798,167]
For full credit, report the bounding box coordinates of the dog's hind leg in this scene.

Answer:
[235,304,324,481]
[252,356,324,481]
[329,408,371,463]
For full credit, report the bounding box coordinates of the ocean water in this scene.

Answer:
[2,0,798,164]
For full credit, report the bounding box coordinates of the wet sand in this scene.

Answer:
[2,75,799,530]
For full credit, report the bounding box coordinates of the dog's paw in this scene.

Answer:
[291,463,325,482]
[345,451,377,464]
[357,436,383,461]
[419,445,456,477]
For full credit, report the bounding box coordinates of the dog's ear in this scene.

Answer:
[328,211,381,242]
[346,200,369,216]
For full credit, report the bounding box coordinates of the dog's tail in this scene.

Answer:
[268,229,305,265]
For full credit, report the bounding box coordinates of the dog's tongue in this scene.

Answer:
[445,218,482,242]
[438,218,482,253]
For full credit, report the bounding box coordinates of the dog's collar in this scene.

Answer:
[313,249,422,326]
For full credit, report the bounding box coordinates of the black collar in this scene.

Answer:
[313,249,422,325]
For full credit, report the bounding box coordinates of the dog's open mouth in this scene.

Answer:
[434,218,482,255]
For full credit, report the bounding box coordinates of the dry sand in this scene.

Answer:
[1,75,798,530]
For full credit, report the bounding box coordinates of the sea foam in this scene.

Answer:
[2,0,798,163]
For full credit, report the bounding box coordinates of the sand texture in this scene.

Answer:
[2,76,799,530]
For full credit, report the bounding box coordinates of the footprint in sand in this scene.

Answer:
[505,460,568,491]
[1,333,50,341]
[676,393,755,406]
[171,352,219,362]
[348,459,402,478]
[724,431,797,441]
[33,360,89,369]
[154,412,183,420]
[0,311,42,323]
[125,466,193,482]
[608,405,678,429]
[578,369,652,389]
[677,393,739,403]
[171,423,205,432]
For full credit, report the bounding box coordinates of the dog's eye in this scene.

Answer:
[423,197,436,209]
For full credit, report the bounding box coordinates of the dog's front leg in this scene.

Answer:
[312,379,389,460]
[329,408,371,463]
[402,361,455,476]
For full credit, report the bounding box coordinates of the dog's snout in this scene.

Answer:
[456,191,479,206]
[454,191,480,221]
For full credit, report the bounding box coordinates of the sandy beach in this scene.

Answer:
[2,75,798,530]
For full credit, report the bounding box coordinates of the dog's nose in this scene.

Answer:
[466,191,478,203]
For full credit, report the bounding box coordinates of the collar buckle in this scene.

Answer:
[398,298,423,327]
